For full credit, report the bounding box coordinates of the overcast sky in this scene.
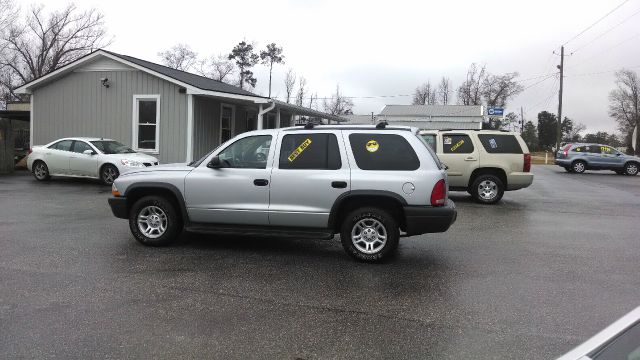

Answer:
[28,0,640,133]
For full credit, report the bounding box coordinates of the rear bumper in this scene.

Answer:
[403,199,457,236]
[108,197,128,219]
[555,158,571,167]
[507,172,534,191]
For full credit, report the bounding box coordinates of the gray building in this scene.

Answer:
[377,105,484,130]
[15,50,345,163]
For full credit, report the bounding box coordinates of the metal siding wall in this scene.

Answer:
[193,96,220,159]
[32,70,187,163]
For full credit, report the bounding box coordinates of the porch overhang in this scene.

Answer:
[271,100,348,123]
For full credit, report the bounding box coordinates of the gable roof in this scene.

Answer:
[379,104,483,117]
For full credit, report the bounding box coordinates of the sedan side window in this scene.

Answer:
[217,135,272,169]
[50,140,73,151]
[72,141,94,154]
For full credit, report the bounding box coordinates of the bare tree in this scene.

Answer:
[259,43,284,98]
[284,68,296,103]
[228,41,259,90]
[457,63,486,105]
[609,69,640,154]
[482,72,524,107]
[438,77,451,105]
[0,4,109,103]
[295,76,306,107]
[0,0,18,37]
[308,92,317,110]
[323,85,354,116]
[196,53,235,83]
[158,44,197,71]
[412,81,437,105]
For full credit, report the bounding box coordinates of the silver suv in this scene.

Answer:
[555,143,640,175]
[108,125,457,262]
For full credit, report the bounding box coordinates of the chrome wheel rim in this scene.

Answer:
[478,180,498,201]
[351,218,387,254]
[574,162,585,172]
[137,206,168,239]
[34,163,46,179]
[103,167,117,184]
[627,164,638,175]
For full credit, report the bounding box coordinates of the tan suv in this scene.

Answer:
[420,130,533,204]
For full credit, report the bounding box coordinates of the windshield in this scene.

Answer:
[90,141,136,154]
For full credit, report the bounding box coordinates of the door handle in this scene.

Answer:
[331,181,348,188]
[253,179,269,186]
[464,157,477,161]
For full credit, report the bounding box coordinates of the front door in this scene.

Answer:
[268,132,349,228]
[184,134,273,225]
[69,140,99,176]
[437,133,479,188]
[599,145,625,168]
[46,139,74,174]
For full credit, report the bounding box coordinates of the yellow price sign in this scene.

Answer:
[288,138,312,162]
[450,139,465,152]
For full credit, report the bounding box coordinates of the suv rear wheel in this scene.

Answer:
[572,160,586,174]
[470,174,504,204]
[129,196,181,246]
[340,207,399,262]
[624,162,639,176]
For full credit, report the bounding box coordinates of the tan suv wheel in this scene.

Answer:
[470,174,504,204]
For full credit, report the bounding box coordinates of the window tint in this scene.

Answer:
[72,141,93,154]
[572,146,584,152]
[217,135,272,169]
[420,134,437,151]
[586,145,601,154]
[600,146,616,154]
[591,320,640,360]
[349,133,419,171]
[477,134,523,154]
[442,134,474,154]
[50,140,73,151]
[279,133,341,170]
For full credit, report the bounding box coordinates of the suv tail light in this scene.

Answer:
[523,153,531,172]
[430,179,446,206]
[562,144,572,158]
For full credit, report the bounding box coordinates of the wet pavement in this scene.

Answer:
[1,166,639,359]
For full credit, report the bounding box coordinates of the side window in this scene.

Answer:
[477,134,523,154]
[49,140,73,151]
[572,146,583,152]
[72,141,93,154]
[217,135,272,169]
[601,146,615,154]
[442,134,474,154]
[591,320,640,360]
[349,133,420,171]
[420,134,437,151]
[279,133,341,170]
[586,145,601,154]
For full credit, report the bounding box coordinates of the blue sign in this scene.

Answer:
[487,107,504,116]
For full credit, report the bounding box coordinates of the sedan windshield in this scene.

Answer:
[90,140,136,154]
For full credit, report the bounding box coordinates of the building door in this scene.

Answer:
[220,105,234,144]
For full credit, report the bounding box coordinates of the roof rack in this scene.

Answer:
[304,122,315,129]
[376,121,388,129]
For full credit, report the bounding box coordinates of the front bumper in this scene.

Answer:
[403,199,457,236]
[108,197,128,219]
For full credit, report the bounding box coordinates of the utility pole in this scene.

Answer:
[520,106,524,133]
[556,46,565,152]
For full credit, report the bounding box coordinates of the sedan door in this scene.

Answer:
[44,139,74,175]
[268,131,349,228]
[69,141,99,177]
[184,134,273,225]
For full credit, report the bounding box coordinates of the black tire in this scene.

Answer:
[100,164,119,185]
[340,207,399,263]
[564,167,573,173]
[572,160,586,174]
[624,162,639,176]
[469,174,504,204]
[615,169,624,175]
[129,196,181,246]
[32,160,51,181]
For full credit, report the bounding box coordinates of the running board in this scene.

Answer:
[184,223,335,240]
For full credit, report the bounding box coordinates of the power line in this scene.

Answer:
[562,0,632,46]
[569,33,640,69]
[572,7,640,54]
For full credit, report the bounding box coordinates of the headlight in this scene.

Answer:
[120,159,145,167]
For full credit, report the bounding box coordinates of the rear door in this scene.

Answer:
[585,145,603,167]
[69,141,99,177]
[437,133,478,188]
[476,133,524,174]
[45,140,74,174]
[268,131,348,228]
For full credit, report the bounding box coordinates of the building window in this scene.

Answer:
[133,95,160,152]
[220,104,234,143]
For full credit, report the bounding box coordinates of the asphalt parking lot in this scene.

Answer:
[1,165,639,359]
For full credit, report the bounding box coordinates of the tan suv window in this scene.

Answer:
[442,134,474,154]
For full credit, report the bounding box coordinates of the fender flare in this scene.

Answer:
[124,182,189,222]
[327,190,408,230]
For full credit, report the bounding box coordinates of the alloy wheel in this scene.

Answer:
[103,167,117,184]
[627,163,638,175]
[34,163,47,179]
[478,180,498,201]
[137,206,168,239]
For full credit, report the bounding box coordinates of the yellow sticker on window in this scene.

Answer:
[288,138,312,162]
[366,140,379,152]
[450,139,465,152]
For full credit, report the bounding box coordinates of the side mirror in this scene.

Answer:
[207,155,223,169]
[616,153,622,156]
[83,149,95,156]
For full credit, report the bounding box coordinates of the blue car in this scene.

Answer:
[555,143,639,175]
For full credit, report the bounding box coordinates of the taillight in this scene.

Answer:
[430,179,446,206]
[562,144,572,158]
[523,153,531,172]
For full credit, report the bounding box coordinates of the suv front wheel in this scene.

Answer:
[340,207,399,262]
[470,174,504,204]
[129,196,181,246]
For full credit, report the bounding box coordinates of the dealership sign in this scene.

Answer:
[487,107,504,117]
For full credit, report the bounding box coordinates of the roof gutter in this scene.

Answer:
[256,100,276,130]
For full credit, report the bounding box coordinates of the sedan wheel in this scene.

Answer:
[33,161,50,181]
[101,165,119,185]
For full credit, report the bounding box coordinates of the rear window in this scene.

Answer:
[477,134,523,154]
[349,133,420,171]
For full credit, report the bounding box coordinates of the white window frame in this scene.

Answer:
[219,103,236,144]
[132,94,161,154]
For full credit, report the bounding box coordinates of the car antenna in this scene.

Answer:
[376,121,388,129]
